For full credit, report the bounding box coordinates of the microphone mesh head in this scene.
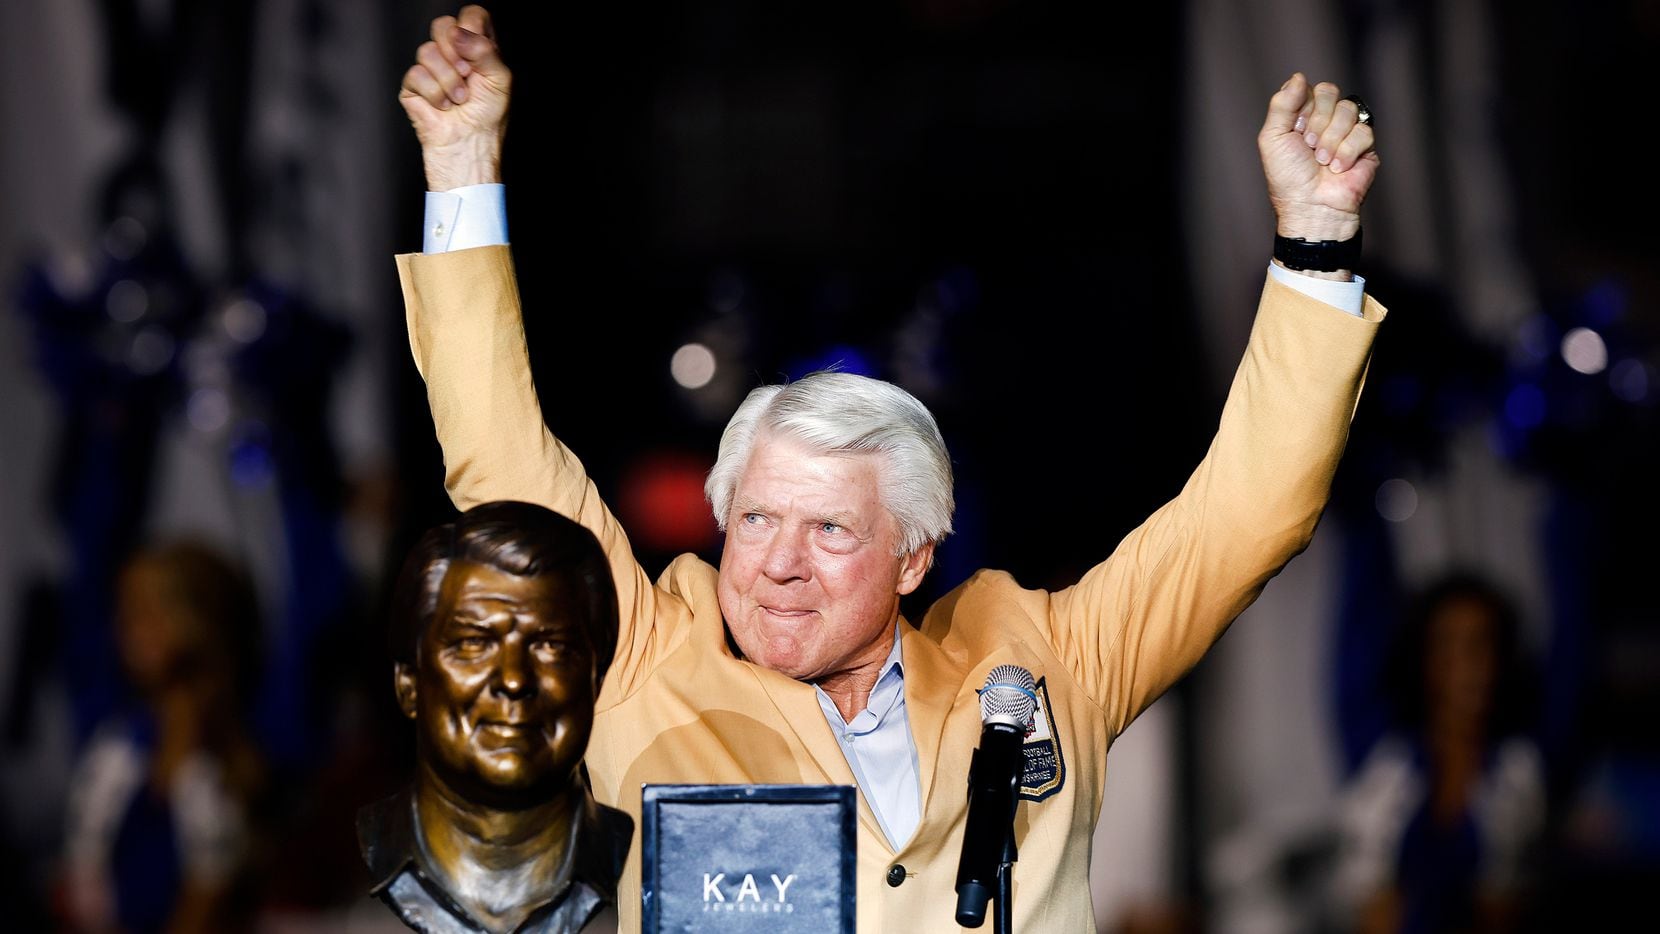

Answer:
[980,664,1037,728]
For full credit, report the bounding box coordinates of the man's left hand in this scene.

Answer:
[1258,73,1379,244]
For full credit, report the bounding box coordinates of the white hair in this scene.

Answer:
[704,371,954,557]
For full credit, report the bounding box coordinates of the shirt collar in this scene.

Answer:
[877,619,906,684]
[814,621,909,730]
[357,773,633,917]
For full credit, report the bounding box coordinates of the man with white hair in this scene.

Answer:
[397,6,1384,931]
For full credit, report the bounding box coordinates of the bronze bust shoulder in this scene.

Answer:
[358,501,632,933]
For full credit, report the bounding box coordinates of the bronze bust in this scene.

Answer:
[359,501,632,933]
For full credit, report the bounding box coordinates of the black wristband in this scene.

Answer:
[1273,227,1362,272]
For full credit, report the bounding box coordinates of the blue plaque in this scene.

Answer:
[640,784,856,933]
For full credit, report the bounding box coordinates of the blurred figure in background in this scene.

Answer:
[1328,573,1544,934]
[59,541,266,934]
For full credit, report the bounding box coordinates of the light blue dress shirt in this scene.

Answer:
[814,625,922,849]
[415,185,1367,850]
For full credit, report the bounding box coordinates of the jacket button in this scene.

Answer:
[886,864,906,887]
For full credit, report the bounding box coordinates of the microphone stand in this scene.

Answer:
[994,836,1016,934]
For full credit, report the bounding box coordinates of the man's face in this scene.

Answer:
[717,433,932,685]
[399,561,596,806]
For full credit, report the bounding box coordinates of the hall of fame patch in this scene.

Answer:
[1019,677,1065,801]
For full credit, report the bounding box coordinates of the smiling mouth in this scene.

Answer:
[477,722,536,737]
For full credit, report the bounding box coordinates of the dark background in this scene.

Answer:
[2,1,1657,931]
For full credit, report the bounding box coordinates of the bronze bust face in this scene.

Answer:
[361,501,631,934]
[402,561,597,806]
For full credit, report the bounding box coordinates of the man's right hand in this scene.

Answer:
[399,5,510,191]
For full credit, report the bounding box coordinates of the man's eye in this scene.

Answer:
[743,513,765,525]
[455,636,491,652]
[819,522,842,534]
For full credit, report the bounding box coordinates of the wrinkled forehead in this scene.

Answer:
[435,560,586,626]
[741,433,893,513]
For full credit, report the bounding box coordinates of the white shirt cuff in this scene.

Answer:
[1267,263,1366,317]
[422,183,509,254]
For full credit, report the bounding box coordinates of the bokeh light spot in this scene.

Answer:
[671,342,717,389]
[222,298,267,344]
[1610,359,1651,403]
[1375,478,1418,523]
[1561,327,1608,375]
[128,327,174,375]
[188,388,230,433]
[106,279,148,323]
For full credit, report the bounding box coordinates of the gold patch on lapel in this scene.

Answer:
[1019,677,1065,801]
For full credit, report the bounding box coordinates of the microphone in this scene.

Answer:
[954,664,1037,928]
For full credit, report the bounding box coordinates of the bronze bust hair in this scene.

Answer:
[360,500,632,934]
[388,500,619,683]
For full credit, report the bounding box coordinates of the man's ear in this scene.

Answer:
[393,662,419,719]
[896,541,936,596]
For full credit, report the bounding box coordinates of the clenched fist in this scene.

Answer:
[400,5,511,191]
[1258,73,1380,270]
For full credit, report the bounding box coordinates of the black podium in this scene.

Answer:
[640,784,857,933]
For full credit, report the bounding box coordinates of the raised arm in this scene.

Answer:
[1043,74,1383,734]
[397,7,673,695]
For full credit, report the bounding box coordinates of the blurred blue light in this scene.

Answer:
[1611,359,1651,404]
[1581,279,1626,327]
[789,345,875,380]
[230,430,275,488]
[1504,383,1546,429]
[1512,315,1551,368]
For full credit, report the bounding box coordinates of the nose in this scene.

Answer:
[761,525,811,583]
[491,636,534,699]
